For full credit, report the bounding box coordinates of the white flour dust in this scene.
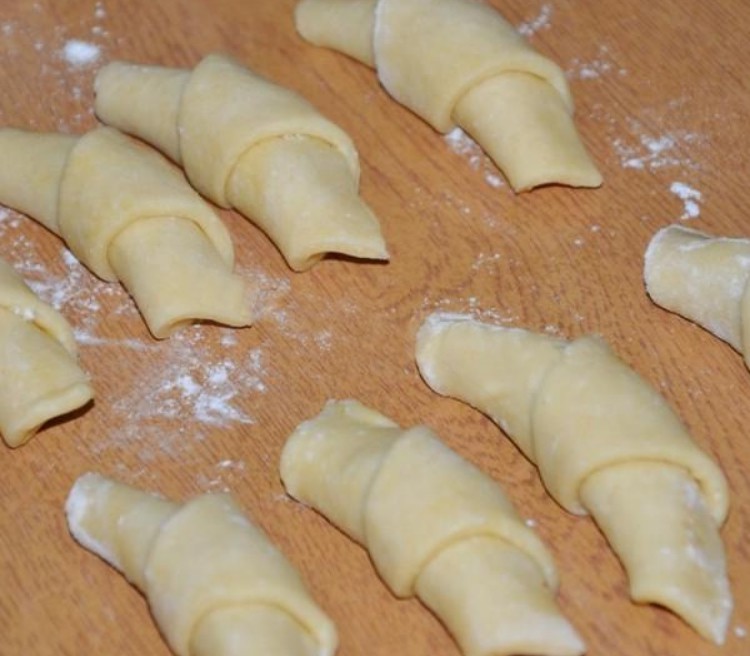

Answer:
[443,128,506,189]
[61,39,101,67]
[669,181,702,220]
[517,4,553,37]
[113,330,267,429]
[567,46,627,80]
[612,124,703,171]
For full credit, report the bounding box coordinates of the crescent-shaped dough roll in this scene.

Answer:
[0,126,250,338]
[644,224,750,366]
[93,53,388,271]
[65,473,338,656]
[295,0,601,191]
[281,400,585,656]
[0,257,92,447]
[415,314,732,643]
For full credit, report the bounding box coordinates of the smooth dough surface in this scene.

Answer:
[227,135,387,271]
[645,224,750,362]
[295,0,377,66]
[65,473,337,656]
[57,126,233,280]
[0,257,92,447]
[281,399,585,656]
[415,313,732,643]
[373,0,572,132]
[95,54,388,270]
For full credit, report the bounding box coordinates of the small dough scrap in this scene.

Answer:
[65,473,337,656]
[0,127,250,338]
[295,0,601,191]
[415,313,732,643]
[94,53,388,271]
[644,224,750,366]
[281,399,585,656]
[0,257,92,447]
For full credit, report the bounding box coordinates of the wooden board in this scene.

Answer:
[2,0,749,654]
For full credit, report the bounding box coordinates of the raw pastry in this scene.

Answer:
[295,0,602,191]
[0,126,250,338]
[645,224,750,366]
[0,256,92,447]
[94,53,388,271]
[281,399,585,656]
[415,314,732,643]
[66,472,338,656]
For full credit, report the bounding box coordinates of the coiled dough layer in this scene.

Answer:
[281,399,585,656]
[94,53,388,271]
[66,473,338,656]
[0,257,92,447]
[416,314,732,643]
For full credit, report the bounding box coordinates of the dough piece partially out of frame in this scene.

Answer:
[66,473,338,656]
[0,256,92,447]
[281,399,585,656]
[94,53,388,271]
[415,314,732,644]
[645,224,750,367]
[0,127,250,338]
[295,0,602,191]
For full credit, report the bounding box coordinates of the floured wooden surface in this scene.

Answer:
[1,1,749,654]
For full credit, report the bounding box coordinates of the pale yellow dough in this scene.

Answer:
[281,399,585,656]
[415,314,732,643]
[65,473,338,656]
[645,224,750,367]
[0,257,92,447]
[295,0,601,191]
[0,127,250,338]
[94,53,388,271]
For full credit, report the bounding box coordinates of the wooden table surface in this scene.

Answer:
[2,0,750,654]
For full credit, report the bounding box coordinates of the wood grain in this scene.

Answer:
[1,0,749,654]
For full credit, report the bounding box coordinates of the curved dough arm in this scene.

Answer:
[415,313,732,643]
[295,0,601,191]
[0,127,250,338]
[645,224,750,366]
[281,399,584,656]
[0,257,92,447]
[65,473,338,656]
[94,54,388,270]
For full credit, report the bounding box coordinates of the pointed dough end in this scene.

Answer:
[65,473,121,569]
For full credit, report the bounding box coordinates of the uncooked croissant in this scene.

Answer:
[66,472,338,656]
[415,314,732,644]
[281,399,585,656]
[645,224,750,367]
[0,126,250,338]
[94,53,388,271]
[295,0,602,191]
[0,256,92,447]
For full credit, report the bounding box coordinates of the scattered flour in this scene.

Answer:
[735,626,747,639]
[113,333,267,429]
[472,252,502,271]
[61,39,101,67]
[443,128,506,189]
[612,124,703,171]
[444,128,483,170]
[669,181,702,220]
[567,46,627,80]
[422,298,517,326]
[196,459,247,492]
[517,3,553,37]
